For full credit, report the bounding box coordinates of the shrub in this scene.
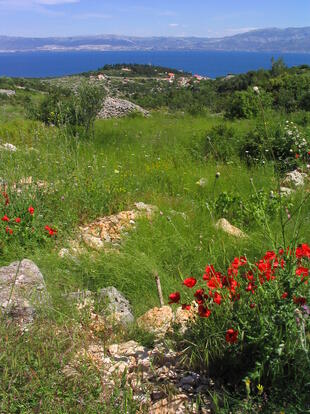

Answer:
[28,81,105,137]
[240,120,309,171]
[225,88,273,119]
[169,245,310,404]
[205,124,239,161]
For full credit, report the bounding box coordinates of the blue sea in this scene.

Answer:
[1,50,310,78]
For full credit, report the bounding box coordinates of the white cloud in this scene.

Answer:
[35,0,79,4]
[73,12,111,20]
[0,0,79,8]
[169,23,179,27]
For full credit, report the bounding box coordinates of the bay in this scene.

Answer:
[0,50,310,78]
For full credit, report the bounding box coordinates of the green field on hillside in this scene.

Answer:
[0,64,310,413]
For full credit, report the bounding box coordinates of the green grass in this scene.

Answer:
[0,111,309,412]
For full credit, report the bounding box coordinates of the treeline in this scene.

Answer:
[119,59,310,117]
[84,63,189,78]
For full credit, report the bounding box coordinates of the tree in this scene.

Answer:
[75,80,105,137]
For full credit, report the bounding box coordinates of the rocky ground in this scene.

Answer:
[98,97,149,119]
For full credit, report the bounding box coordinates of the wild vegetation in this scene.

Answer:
[0,61,309,413]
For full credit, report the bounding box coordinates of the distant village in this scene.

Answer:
[89,66,216,88]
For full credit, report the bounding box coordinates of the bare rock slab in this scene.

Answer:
[99,286,134,325]
[215,218,247,239]
[0,259,48,328]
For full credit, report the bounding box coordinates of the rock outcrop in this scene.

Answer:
[98,97,149,119]
[60,202,158,255]
[0,259,48,329]
[64,339,212,412]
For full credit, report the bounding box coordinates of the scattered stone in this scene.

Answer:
[108,340,148,359]
[149,394,192,414]
[0,259,48,329]
[137,306,173,336]
[65,336,211,412]
[98,97,149,119]
[0,143,17,152]
[280,186,295,197]
[77,203,157,252]
[282,169,307,188]
[196,178,207,187]
[0,89,15,97]
[215,218,247,239]
[99,286,134,325]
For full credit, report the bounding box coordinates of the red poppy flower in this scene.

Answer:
[296,244,310,259]
[213,292,222,305]
[182,304,191,311]
[1,215,9,222]
[183,277,197,288]
[198,305,211,318]
[15,218,21,223]
[293,296,307,306]
[246,282,256,294]
[225,328,238,344]
[250,303,256,309]
[28,206,35,215]
[281,292,288,299]
[169,292,180,304]
[296,267,309,281]
[5,226,13,235]
[45,225,57,236]
[207,276,223,290]
[203,265,216,280]
[194,288,205,305]
[295,153,300,159]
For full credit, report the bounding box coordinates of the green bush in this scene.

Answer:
[205,124,239,161]
[240,120,309,171]
[28,81,105,137]
[225,88,273,119]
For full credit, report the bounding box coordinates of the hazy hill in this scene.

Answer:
[1,27,310,53]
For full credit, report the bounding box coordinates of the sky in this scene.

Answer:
[0,0,309,38]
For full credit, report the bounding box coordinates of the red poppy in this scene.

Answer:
[15,218,21,223]
[213,292,222,305]
[296,267,309,282]
[28,206,35,215]
[295,153,300,159]
[198,305,211,318]
[183,277,197,288]
[225,328,238,344]
[1,215,9,222]
[246,282,256,294]
[203,265,216,280]
[250,303,256,309]
[182,304,191,311]
[169,292,180,304]
[194,288,205,305]
[296,244,310,259]
[293,296,307,306]
[281,292,288,299]
[207,276,223,290]
[5,226,13,235]
[45,225,57,236]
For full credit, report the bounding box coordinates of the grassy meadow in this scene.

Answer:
[0,66,310,412]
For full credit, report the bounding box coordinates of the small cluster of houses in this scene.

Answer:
[165,72,210,86]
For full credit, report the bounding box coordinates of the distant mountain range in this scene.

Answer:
[1,27,310,53]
